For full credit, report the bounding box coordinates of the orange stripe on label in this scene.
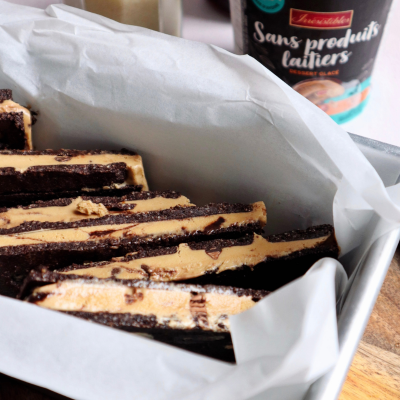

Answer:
[319,87,370,116]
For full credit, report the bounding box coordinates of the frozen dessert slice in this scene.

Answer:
[21,225,337,295]
[25,277,269,361]
[0,190,192,232]
[186,224,339,291]
[0,149,148,201]
[26,278,268,332]
[59,226,337,282]
[0,89,33,150]
[0,201,266,297]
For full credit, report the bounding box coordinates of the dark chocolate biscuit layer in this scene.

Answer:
[60,245,180,273]
[0,112,27,150]
[0,148,137,156]
[0,90,32,150]
[67,312,236,362]
[188,235,255,252]
[267,224,334,242]
[0,89,12,103]
[0,163,128,194]
[0,202,253,235]
[0,185,143,208]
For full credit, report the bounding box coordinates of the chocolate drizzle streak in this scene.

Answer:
[190,293,209,328]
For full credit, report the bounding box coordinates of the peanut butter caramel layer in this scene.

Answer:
[26,278,268,332]
[0,89,33,150]
[0,149,148,194]
[0,201,265,244]
[53,227,335,282]
[0,191,192,232]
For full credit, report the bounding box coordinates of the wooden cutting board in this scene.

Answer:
[340,246,400,400]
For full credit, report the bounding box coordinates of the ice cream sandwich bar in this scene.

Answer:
[0,149,148,205]
[25,277,269,361]
[0,190,192,232]
[21,225,338,295]
[0,201,266,297]
[186,225,339,291]
[0,89,33,150]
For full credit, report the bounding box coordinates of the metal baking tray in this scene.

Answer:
[305,133,400,400]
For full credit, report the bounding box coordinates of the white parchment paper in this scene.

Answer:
[0,2,399,399]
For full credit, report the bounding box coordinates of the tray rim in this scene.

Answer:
[349,132,400,158]
[304,133,400,400]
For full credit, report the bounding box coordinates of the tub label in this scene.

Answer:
[289,9,353,30]
[232,0,394,123]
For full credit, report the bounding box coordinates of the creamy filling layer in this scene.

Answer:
[0,195,192,229]
[0,202,266,247]
[0,153,148,189]
[0,100,32,149]
[61,233,330,281]
[31,280,257,331]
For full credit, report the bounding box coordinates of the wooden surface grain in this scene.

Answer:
[340,246,400,400]
[339,342,400,400]
[1,247,399,400]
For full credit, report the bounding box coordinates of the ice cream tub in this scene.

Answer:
[230,0,394,123]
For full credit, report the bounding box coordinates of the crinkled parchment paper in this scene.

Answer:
[0,2,399,399]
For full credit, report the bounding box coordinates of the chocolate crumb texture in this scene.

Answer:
[0,89,12,103]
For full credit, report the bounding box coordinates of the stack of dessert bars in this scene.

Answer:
[0,91,339,361]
